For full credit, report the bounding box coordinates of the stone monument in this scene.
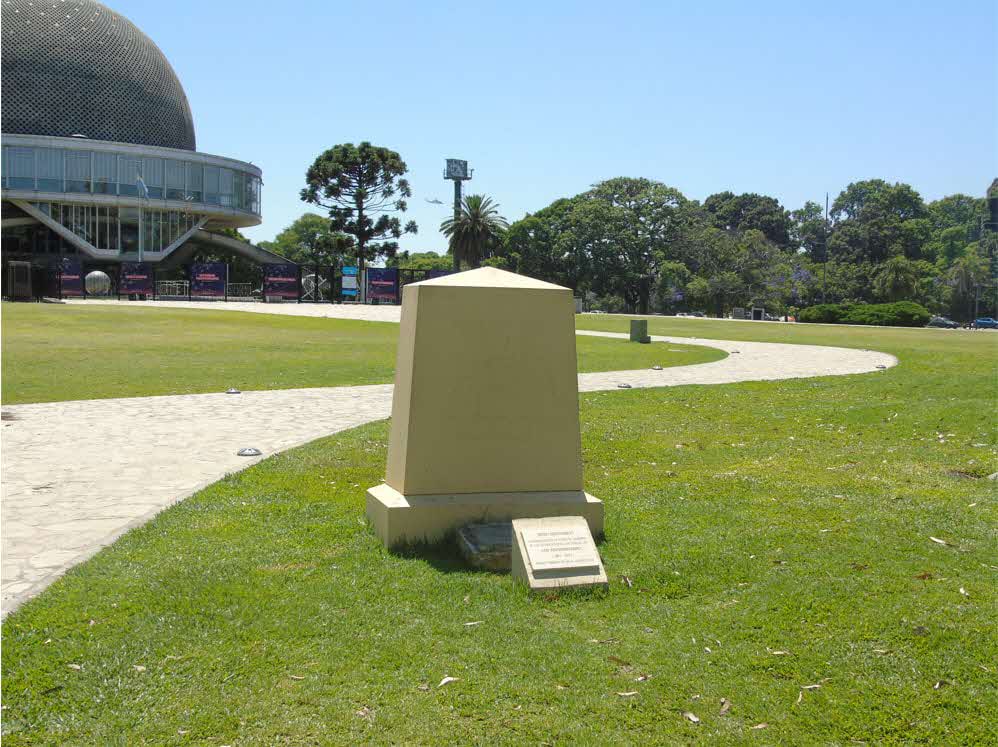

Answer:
[366,267,604,547]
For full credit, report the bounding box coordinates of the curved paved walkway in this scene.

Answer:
[1,326,896,616]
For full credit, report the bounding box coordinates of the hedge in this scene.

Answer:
[798,301,930,327]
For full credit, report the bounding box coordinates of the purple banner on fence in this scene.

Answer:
[120,262,154,295]
[262,264,299,299]
[367,267,399,302]
[190,262,227,297]
[59,258,83,297]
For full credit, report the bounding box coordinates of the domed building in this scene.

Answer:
[1,0,289,296]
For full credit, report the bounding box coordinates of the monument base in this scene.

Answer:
[365,483,604,549]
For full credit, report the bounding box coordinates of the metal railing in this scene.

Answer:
[156,279,188,298]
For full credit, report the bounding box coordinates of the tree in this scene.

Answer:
[583,177,691,313]
[873,255,917,301]
[504,199,585,290]
[949,250,989,321]
[790,201,826,259]
[389,251,452,271]
[259,213,352,266]
[704,191,792,248]
[830,180,928,264]
[440,194,508,269]
[300,142,417,278]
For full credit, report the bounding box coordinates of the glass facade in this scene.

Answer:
[31,201,203,254]
[2,144,261,215]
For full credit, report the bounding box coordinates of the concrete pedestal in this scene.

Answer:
[366,483,603,548]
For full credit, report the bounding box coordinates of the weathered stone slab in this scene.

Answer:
[511,516,608,591]
[456,521,512,570]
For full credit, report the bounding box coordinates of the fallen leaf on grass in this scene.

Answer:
[766,648,791,656]
[621,575,633,588]
[608,655,631,668]
[556,684,570,690]
[132,665,146,673]
[355,706,373,720]
[417,683,430,691]
[589,638,619,645]
[929,536,951,546]
[635,674,652,682]
[915,571,933,580]
[463,621,483,627]
[796,691,804,704]
[617,691,638,697]
[802,683,822,690]
[683,711,700,723]
[43,639,51,644]
[67,664,82,671]
[439,676,459,687]
[289,675,304,681]
[873,649,891,655]
[933,680,949,690]
[751,723,769,730]
[719,698,731,715]
[959,587,969,597]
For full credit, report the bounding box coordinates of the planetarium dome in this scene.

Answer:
[1,0,196,151]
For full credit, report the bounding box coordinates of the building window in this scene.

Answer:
[219,168,234,207]
[119,207,140,253]
[118,156,142,197]
[94,152,116,194]
[36,148,63,192]
[165,160,185,200]
[143,158,164,198]
[204,165,220,205]
[66,151,92,193]
[186,163,203,202]
[9,147,35,189]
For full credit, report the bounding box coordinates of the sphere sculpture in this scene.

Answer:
[85,270,112,296]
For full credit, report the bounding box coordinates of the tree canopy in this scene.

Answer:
[492,177,993,321]
[258,213,352,266]
[300,142,417,273]
[440,194,509,270]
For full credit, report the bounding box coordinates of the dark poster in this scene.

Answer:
[367,267,399,302]
[190,262,227,297]
[427,269,453,280]
[119,262,154,295]
[59,258,84,297]
[262,264,299,299]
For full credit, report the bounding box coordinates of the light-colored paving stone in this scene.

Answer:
[2,307,897,616]
[67,298,405,323]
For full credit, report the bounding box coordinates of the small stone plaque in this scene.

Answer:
[511,516,608,590]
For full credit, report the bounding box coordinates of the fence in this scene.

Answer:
[156,280,189,299]
[226,283,254,299]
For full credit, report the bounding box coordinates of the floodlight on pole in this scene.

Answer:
[444,159,473,271]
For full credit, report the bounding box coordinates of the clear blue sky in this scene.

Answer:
[122,0,996,252]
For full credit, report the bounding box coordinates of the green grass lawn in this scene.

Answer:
[2,316,996,744]
[0,304,723,404]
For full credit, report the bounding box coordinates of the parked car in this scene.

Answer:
[926,316,959,329]
[690,311,706,318]
[973,317,998,329]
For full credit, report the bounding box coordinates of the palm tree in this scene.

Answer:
[440,194,508,270]
[874,255,917,301]
[949,251,988,321]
